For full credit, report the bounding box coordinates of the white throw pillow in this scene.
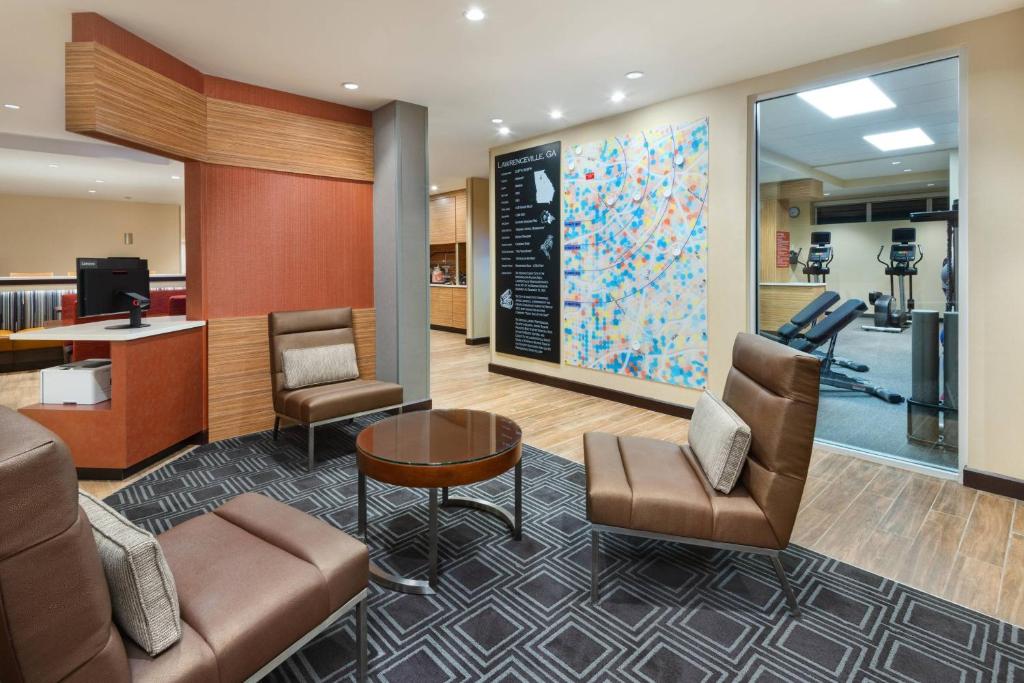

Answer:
[78,491,182,656]
[688,390,752,494]
[282,343,359,390]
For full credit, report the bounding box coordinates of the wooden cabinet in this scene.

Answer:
[429,188,469,332]
[430,286,453,327]
[429,195,455,244]
[430,286,467,330]
[454,191,467,243]
[451,287,466,329]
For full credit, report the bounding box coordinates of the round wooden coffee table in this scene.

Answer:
[355,409,523,595]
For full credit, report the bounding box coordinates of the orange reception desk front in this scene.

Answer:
[11,316,206,478]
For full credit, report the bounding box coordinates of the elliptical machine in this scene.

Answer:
[801,231,833,283]
[863,227,923,333]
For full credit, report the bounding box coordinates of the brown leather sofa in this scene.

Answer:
[586,333,820,615]
[0,406,370,682]
[269,307,404,470]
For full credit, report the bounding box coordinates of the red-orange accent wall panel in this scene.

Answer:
[195,164,374,319]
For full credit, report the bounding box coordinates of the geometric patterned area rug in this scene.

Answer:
[106,414,1024,682]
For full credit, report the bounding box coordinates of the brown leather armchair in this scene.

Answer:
[0,407,370,682]
[586,333,820,615]
[269,307,404,470]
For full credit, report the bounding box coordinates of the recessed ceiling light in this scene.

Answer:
[430,185,438,191]
[903,168,913,173]
[171,175,181,180]
[549,109,563,120]
[490,117,503,124]
[823,193,832,196]
[864,127,934,151]
[797,78,895,119]
[891,161,901,166]
[94,179,105,184]
[625,71,644,80]
[464,7,485,21]
[610,91,626,103]
[342,82,359,90]
[47,163,59,168]
[3,103,19,110]
[927,183,936,187]
[497,126,511,136]
[88,189,97,194]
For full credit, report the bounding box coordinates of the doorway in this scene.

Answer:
[754,58,961,472]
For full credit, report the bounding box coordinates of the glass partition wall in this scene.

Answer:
[754,58,960,472]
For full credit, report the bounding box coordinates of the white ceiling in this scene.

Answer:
[759,58,959,197]
[0,0,1017,198]
[0,140,184,204]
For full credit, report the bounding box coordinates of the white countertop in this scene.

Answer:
[10,316,205,342]
[429,283,468,288]
[759,282,827,287]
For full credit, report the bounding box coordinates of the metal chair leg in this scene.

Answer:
[770,553,800,616]
[590,530,600,603]
[356,598,367,682]
[272,416,280,441]
[307,425,315,471]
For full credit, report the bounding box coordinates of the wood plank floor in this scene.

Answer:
[2,329,1021,627]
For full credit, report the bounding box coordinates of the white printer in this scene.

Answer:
[40,359,113,405]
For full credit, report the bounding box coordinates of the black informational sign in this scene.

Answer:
[494,141,561,364]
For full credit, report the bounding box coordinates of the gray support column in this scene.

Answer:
[373,101,430,403]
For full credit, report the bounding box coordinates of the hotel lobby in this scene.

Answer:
[2,2,1024,681]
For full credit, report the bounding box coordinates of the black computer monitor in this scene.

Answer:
[76,257,151,329]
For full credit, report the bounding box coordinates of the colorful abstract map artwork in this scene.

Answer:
[562,117,709,388]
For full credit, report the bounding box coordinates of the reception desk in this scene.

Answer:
[11,316,205,478]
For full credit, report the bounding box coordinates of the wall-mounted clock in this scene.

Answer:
[788,206,801,218]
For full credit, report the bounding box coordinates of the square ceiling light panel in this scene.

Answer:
[863,127,935,151]
[797,78,896,119]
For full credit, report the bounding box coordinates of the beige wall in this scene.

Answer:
[0,194,182,276]
[490,8,1024,480]
[466,177,491,340]
[784,202,948,312]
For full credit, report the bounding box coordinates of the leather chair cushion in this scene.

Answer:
[155,493,368,679]
[279,378,403,423]
[124,623,216,683]
[158,514,323,682]
[0,409,80,559]
[213,493,369,610]
[584,432,779,549]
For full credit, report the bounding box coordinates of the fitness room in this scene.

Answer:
[756,58,960,472]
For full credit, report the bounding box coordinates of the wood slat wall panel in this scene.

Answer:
[758,283,827,332]
[454,191,468,243]
[779,178,824,201]
[206,98,374,182]
[66,42,207,161]
[65,41,373,182]
[207,317,274,441]
[208,309,377,440]
[352,308,377,380]
[203,75,372,127]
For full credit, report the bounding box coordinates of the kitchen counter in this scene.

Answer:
[429,283,467,288]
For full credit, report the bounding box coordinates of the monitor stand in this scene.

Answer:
[106,306,149,330]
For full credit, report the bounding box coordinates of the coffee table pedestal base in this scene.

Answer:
[359,461,522,595]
